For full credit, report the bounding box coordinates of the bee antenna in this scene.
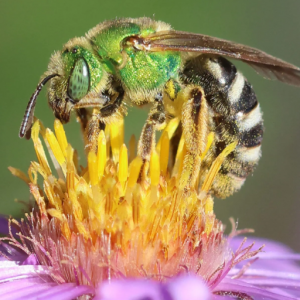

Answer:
[19,74,59,139]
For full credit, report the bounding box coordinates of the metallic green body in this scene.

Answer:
[44,18,183,125]
[119,49,181,92]
[89,20,182,94]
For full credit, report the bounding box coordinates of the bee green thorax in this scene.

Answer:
[87,18,182,101]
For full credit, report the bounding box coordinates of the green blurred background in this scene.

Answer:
[0,0,299,250]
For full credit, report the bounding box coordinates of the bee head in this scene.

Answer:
[20,37,108,139]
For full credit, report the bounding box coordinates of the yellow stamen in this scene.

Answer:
[37,118,46,139]
[128,134,136,163]
[150,150,160,186]
[201,141,238,193]
[204,196,214,233]
[201,132,214,159]
[75,219,91,240]
[132,184,141,224]
[172,136,185,178]
[44,180,63,211]
[128,156,143,188]
[88,151,98,186]
[118,144,128,195]
[69,189,83,221]
[156,117,180,152]
[61,215,71,241]
[177,143,187,184]
[31,119,40,141]
[45,128,66,170]
[160,131,170,176]
[204,196,214,214]
[54,119,68,157]
[8,167,30,185]
[97,130,107,179]
[110,118,124,162]
[47,208,63,221]
[31,121,51,176]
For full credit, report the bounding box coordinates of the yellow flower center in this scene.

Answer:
[9,117,236,283]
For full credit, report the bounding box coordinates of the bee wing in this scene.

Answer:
[139,31,300,86]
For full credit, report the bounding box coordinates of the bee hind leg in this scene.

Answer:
[179,86,209,191]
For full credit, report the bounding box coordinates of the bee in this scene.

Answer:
[20,18,300,198]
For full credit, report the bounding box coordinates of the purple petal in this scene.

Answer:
[230,237,294,254]
[230,237,300,273]
[0,265,50,282]
[97,279,162,300]
[0,216,18,236]
[0,242,27,263]
[1,280,57,300]
[0,257,94,300]
[22,254,39,266]
[215,278,297,300]
[244,278,300,290]
[229,268,300,281]
[213,295,234,300]
[33,283,94,300]
[97,276,211,300]
[0,280,93,300]
[164,275,211,300]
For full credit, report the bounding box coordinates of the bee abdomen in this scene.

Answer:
[182,55,264,198]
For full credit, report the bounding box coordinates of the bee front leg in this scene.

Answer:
[179,86,209,191]
[99,86,124,119]
[74,86,125,152]
[72,97,107,152]
[76,108,90,133]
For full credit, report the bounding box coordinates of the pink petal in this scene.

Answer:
[165,275,211,300]
[215,278,298,300]
[230,237,300,273]
[97,279,162,300]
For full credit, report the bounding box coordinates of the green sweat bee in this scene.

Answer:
[20,18,300,198]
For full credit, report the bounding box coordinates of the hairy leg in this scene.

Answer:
[75,85,125,152]
[179,86,209,190]
[137,94,166,161]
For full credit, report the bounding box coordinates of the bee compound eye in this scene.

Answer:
[67,58,90,101]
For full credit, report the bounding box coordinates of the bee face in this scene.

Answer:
[19,37,110,137]
[45,39,107,123]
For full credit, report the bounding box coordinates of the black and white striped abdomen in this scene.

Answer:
[182,54,264,198]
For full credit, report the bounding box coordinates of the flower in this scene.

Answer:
[1,117,300,299]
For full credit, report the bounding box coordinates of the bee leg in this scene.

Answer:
[76,108,90,133]
[99,85,125,118]
[73,86,124,152]
[137,94,166,179]
[85,89,124,153]
[138,93,166,160]
[84,110,107,153]
[179,86,209,190]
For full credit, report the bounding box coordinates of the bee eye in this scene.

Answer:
[67,58,90,101]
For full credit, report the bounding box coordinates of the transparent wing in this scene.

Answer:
[133,31,300,86]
